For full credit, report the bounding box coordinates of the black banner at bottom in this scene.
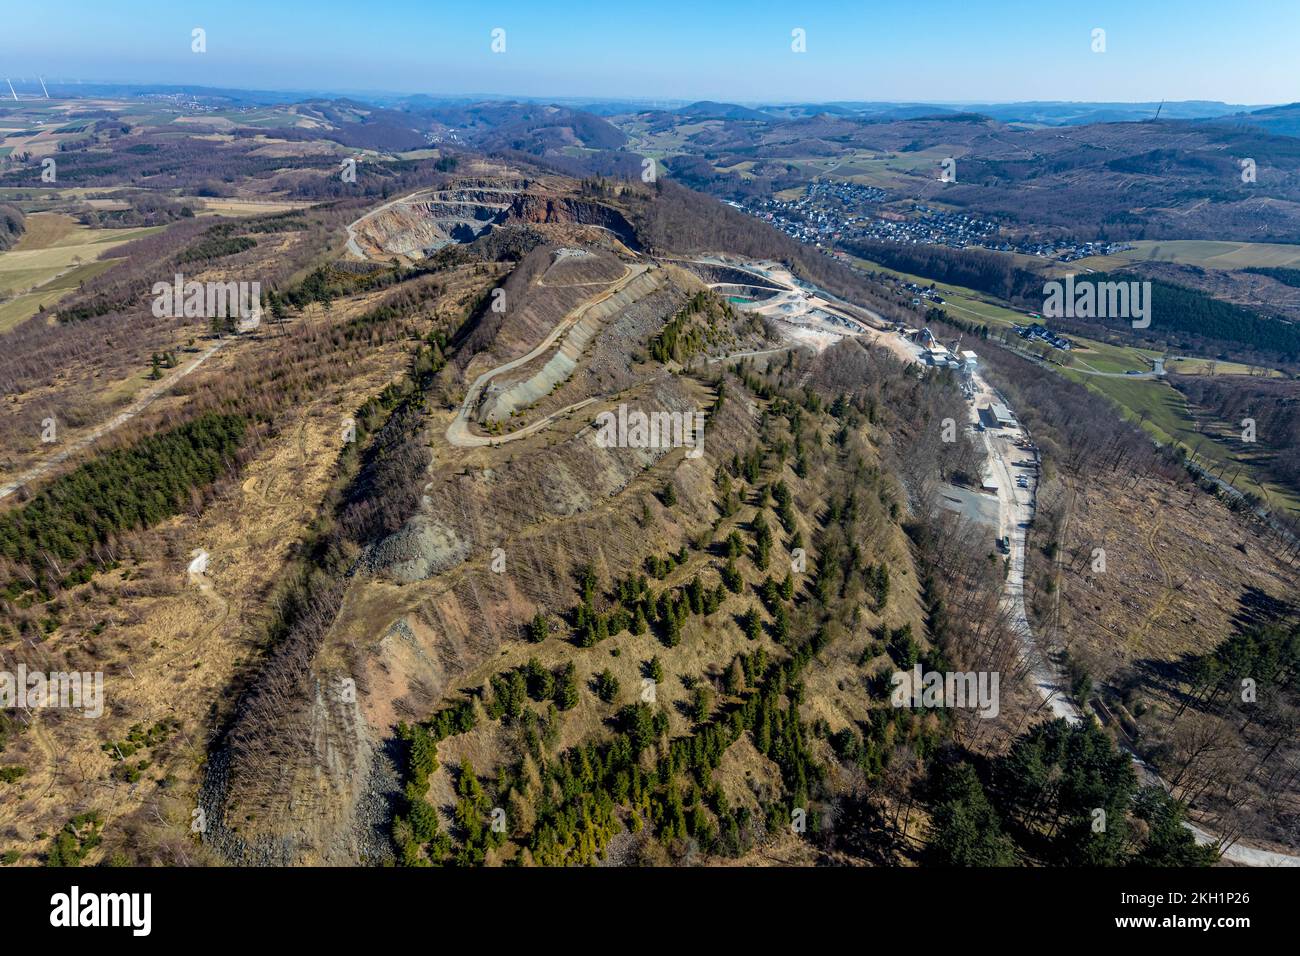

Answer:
[0,864,1288,942]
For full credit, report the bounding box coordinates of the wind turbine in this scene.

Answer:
[6,79,17,102]
[39,76,49,98]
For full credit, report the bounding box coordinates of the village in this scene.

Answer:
[734,187,1133,262]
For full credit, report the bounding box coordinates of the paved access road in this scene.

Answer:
[963,368,1298,866]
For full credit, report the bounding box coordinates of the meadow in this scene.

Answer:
[1077,239,1300,271]
[0,212,161,332]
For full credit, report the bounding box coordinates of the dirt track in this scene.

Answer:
[0,340,226,501]
[445,263,645,448]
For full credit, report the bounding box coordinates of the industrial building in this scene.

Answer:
[979,403,1017,429]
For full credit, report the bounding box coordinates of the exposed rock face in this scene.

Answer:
[200,670,378,866]
[208,374,752,864]
[204,181,768,865]
[349,185,641,261]
[478,268,665,423]
[354,190,516,257]
[368,513,470,583]
[0,203,24,252]
[506,195,640,248]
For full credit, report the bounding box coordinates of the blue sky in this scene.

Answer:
[1,0,1296,104]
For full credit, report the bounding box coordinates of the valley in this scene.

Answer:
[0,34,1296,887]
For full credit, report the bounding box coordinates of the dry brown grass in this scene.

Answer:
[1030,467,1296,679]
[1026,463,1300,850]
[0,316,413,865]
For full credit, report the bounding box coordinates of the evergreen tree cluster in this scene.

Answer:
[926,720,1218,867]
[647,290,732,364]
[0,412,247,598]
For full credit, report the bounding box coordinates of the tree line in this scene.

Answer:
[0,412,247,602]
[0,203,23,251]
[926,719,1218,866]
[841,239,1043,304]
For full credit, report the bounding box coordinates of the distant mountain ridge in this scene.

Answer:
[677,101,774,121]
[1198,102,1300,138]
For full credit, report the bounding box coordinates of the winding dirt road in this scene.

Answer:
[445,263,646,448]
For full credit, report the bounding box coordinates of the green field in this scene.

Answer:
[395,148,443,161]
[1064,337,1166,374]
[621,120,720,157]
[0,213,162,332]
[1164,356,1278,376]
[1060,369,1300,513]
[1076,239,1300,271]
[0,258,122,332]
[782,147,961,190]
[846,253,1030,328]
[848,252,1297,513]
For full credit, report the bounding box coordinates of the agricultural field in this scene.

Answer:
[1064,340,1158,374]
[1059,369,1300,513]
[0,213,161,332]
[784,146,961,189]
[715,160,757,179]
[0,186,127,203]
[188,197,316,217]
[1076,238,1300,271]
[1164,355,1280,376]
[620,120,724,157]
[394,148,443,161]
[0,112,99,158]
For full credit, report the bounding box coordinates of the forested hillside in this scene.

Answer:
[0,413,249,602]
[1174,373,1300,497]
[842,239,1043,304]
[1074,273,1300,359]
[1244,266,1300,288]
[844,238,1300,362]
[0,203,23,251]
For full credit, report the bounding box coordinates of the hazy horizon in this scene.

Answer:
[0,79,1286,112]
[2,0,1297,105]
